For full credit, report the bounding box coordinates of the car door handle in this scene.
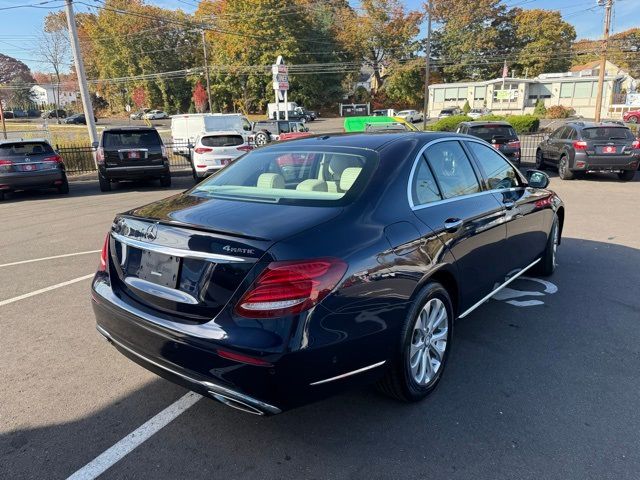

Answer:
[503,200,516,210]
[444,218,463,232]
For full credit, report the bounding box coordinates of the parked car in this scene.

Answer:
[63,113,97,125]
[0,138,69,200]
[397,110,424,123]
[372,109,397,117]
[536,122,639,181]
[438,107,462,119]
[271,109,310,123]
[298,107,317,121]
[143,110,169,120]
[0,111,15,119]
[171,113,252,156]
[41,109,67,119]
[623,110,640,124]
[91,132,564,415]
[95,127,171,192]
[130,108,151,120]
[457,121,521,165]
[468,108,491,119]
[191,131,252,179]
[252,120,311,146]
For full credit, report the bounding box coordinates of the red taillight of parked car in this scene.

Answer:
[235,258,348,318]
[507,141,520,149]
[194,147,213,154]
[98,233,109,272]
[573,141,588,150]
[96,147,105,164]
[43,155,63,163]
[237,145,253,152]
[0,159,12,166]
[632,140,640,149]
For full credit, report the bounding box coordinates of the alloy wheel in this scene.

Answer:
[552,221,559,269]
[408,298,449,386]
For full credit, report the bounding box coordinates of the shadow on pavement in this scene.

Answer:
[2,238,640,479]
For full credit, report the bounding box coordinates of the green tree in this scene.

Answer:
[512,9,576,76]
[382,59,424,107]
[429,0,517,81]
[572,28,640,80]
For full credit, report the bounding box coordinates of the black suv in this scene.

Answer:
[95,127,170,192]
[271,109,310,123]
[536,122,639,181]
[457,121,521,165]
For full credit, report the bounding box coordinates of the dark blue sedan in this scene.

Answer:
[91,132,564,415]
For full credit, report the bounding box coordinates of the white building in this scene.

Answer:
[427,61,637,119]
[30,84,79,107]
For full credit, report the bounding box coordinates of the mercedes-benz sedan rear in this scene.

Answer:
[92,133,564,415]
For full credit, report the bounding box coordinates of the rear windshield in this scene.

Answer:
[201,135,244,147]
[103,130,162,148]
[581,127,634,141]
[190,147,377,206]
[468,125,517,140]
[0,142,54,156]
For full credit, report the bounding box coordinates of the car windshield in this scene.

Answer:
[190,147,376,206]
[468,125,516,140]
[581,127,634,141]
[201,135,244,147]
[103,130,162,147]
[0,141,54,156]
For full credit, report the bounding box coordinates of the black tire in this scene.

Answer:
[535,149,546,170]
[254,131,269,146]
[57,174,70,194]
[532,214,559,277]
[98,172,111,192]
[618,170,636,181]
[160,174,172,187]
[0,191,4,201]
[558,155,574,180]
[377,282,453,402]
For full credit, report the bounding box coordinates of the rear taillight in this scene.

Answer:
[43,155,63,163]
[161,145,167,157]
[96,147,104,164]
[507,141,520,149]
[237,145,252,152]
[98,234,109,272]
[573,141,588,150]
[194,147,213,154]
[0,159,12,166]
[235,258,348,318]
[632,140,640,149]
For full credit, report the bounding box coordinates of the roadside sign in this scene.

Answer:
[125,104,131,112]
[272,56,289,92]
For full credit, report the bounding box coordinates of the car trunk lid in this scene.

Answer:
[102,129,164,168]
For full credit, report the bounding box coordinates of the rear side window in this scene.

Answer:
[466,142,520,190]
[411,156,442,206]
[103,130,161,148]
[425,141,481,199]
[201,135,243,147]
[0,142,54,156]
[581,127,634,141]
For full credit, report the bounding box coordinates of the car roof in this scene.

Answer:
[268,131,463,151]
[567,121,629,129]
[198,130,245,137]
[460,120,512,126]
[103,126,158,132]
[0,137,50,145]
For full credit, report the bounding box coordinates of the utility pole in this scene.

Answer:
[594,0,613,123]
[0,95,7,140]
[201,30,213,113]
[422,0,432,131]
[64,0,98,156]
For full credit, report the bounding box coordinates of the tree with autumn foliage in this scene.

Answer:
[572,28,640,81]
[131,86,146,109]
[192,81,208,113]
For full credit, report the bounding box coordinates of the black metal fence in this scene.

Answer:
[57,142,193,175]
[520,133,545,165]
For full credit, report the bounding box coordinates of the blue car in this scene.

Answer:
[91,132,564,415]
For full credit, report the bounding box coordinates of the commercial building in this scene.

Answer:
[427,61,637,119]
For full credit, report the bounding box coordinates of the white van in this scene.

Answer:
[267,102,299,120]
[171,114,252,156]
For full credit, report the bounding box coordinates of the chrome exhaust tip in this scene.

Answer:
[209,392,265,415]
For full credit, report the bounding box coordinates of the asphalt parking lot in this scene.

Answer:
[1,171,639,480]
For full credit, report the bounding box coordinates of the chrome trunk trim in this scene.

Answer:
[309,360,386,386]
[124,276,199,305]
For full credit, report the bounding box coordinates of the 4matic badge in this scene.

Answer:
[222,245,255,255]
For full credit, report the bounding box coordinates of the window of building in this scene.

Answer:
[457,87,467,100]
[434,89,445,103]
[574,82,592,99]
[474,86,486,100]
[560,82,574,98]
[444,88,458,101]
[528,83,552,100]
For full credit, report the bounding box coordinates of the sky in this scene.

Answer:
[0,0,637,73]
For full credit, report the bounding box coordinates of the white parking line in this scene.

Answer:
[66,392,202,480]
[0,274,95,307]
[0,250,101,268]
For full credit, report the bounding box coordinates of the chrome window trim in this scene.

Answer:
[111,232,253,263]
[407,136,525,211]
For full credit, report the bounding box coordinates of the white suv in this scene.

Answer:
[397,110,423,123]
[191,131,252,179]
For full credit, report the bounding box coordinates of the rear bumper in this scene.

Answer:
[572,154,638,171]
[0,170,63,190]
[101,165,169,180]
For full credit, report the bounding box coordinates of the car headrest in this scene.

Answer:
[339,167,362,191]
[328,154,360,179]
[257,173,285,189]
[296,179,327,192]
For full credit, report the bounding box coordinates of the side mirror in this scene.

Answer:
[91,141,99,149]
[543,134,550,142]
[526,170,550,189]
